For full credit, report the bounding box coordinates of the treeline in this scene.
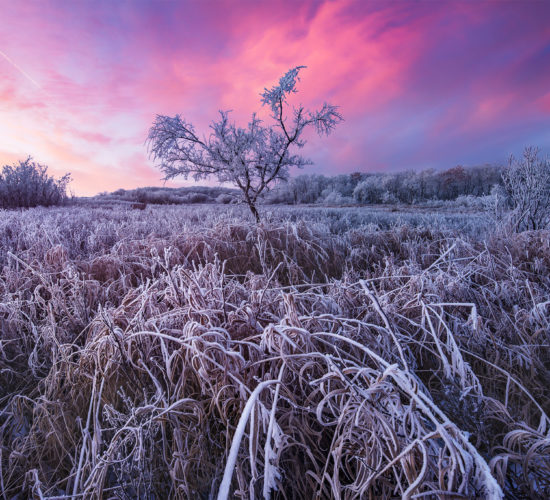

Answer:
[264,164,504,205]
[100,164,504,207]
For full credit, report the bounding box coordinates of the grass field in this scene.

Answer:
[0,203,549,498]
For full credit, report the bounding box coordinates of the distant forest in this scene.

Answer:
[100,164,504,206]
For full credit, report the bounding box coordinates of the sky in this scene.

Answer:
[0,0,549,196]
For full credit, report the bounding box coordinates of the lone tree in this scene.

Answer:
[146,66,342,222]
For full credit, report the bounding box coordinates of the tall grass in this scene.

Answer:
[0,204,548,498]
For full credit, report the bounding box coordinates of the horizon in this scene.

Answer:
[1,0,549,196]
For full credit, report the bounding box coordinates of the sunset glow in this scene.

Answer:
[1,0,549,195]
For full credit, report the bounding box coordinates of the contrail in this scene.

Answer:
[0,49,41,89]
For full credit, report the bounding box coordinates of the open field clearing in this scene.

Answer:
[0,204,549,499]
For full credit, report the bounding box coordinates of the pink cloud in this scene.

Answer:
[77,131,113,145]
[538,92,550,113]
[0,0,548,193]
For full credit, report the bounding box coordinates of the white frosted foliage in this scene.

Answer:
[147,66,343,221]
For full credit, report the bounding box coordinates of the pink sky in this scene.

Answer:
[1,0,549,195]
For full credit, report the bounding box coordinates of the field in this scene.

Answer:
[0,203,549,499]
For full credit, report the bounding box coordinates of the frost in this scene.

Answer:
[147,67,342,221]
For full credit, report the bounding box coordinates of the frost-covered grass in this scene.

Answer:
[0,204,548,498]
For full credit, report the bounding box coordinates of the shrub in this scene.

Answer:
[216,193,234,204]
[502,146,550,231]
[188,193,209,203]
[0,157,71,208]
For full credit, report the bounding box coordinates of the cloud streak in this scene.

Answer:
[0,49,41,89]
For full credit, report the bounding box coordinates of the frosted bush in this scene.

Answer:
[502,146,550,230]
[0,157,71,208]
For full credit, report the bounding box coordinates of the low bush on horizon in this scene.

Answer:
[0,204,549,498]
[96,185,240,206]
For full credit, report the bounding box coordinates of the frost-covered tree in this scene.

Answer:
[146,66,342,221]
[502,146,550,231]
[353,176,385,204]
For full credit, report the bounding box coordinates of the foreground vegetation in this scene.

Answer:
[0,204,549,498]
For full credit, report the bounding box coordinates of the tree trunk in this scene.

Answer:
[247,200,261,223]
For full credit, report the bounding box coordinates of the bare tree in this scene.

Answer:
[146,66,342,222]
[502,146,550,231]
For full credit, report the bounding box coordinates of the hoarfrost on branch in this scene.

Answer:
[147,66,343,221]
